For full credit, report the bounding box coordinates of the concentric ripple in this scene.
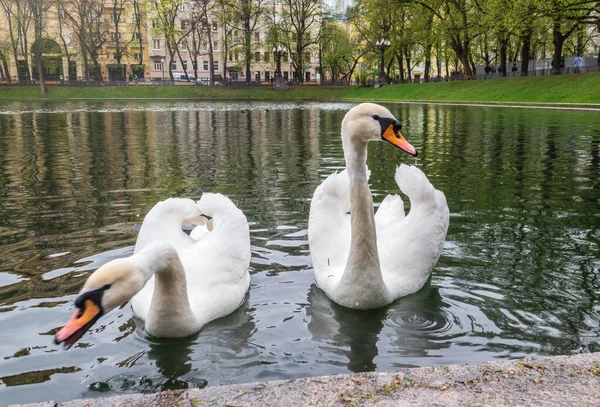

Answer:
[383,308,454,336]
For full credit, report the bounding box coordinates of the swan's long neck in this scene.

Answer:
[137,246,198,337]
[339,135,389,308]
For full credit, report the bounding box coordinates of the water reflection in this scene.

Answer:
[307,284,387,372]
[0,101,598,405]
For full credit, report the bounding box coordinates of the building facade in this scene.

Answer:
[0,0,319,83]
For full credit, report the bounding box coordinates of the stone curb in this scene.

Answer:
[9,352,600,407]
[1,97,600,111]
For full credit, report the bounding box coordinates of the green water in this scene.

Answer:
[0,101,598,405]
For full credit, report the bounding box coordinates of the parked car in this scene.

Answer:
[196,78,223,86]
[174,73,195,82]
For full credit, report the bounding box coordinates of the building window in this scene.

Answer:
[235,53,239,61]
[181,20,187,30]
[152,19,159,28]
[213,62,218,71]
[132,32,141,40]
[58,7,65,17]
[264,52,269,62]
[132,13,140,22]
[213,40,218,51]
[171,61,177,70]
[154,62,162,71]
[203,60,209,70]
[282,52,288,62]
[254,32,260,42]
[202,42,208,51]
[254,52,260,61]
[182,61,188,71]
[133,53,142,60]
[304,52,311,62]
[212,22,217,31]
[112,13,120,23]
[152,39,161,50]
[228,52,232,62]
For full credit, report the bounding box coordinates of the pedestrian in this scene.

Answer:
[484,64,492,74]
[511,63,518,73]
[573,55,583,74]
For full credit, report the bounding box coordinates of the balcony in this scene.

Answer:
[149,49,165,57]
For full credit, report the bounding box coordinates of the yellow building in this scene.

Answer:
[0,0,319,83]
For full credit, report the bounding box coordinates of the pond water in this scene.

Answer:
[0,100,598,405]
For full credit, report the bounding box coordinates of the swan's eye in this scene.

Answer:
[372,115,380,121]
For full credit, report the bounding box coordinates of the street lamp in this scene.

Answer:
[376,38,390,83]
[161,57,165,81]
[273,45,283,78]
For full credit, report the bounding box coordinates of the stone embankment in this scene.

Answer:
[11,352,600,407]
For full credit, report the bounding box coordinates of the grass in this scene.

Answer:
[0,72,599,104]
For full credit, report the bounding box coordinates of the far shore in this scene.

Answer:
[1,72,599,106]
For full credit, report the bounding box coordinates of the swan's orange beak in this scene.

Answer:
[382,124,417,157]
[54,299,103,349]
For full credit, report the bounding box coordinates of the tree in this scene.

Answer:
[153,0,190,80]
[109,0,134,80]
[64,0,109,81]
[214,0,238,81]
[195,0,217,85]
[414,0,482,78]
[320,21,361,81]
[279,0,323,82]
[541,0,598,74]
[57,1,75,80]
[0,0,33,80]
[228,0,265,83]
[132,0,146,67]
[348,0,396,83]
[28,0,51,93]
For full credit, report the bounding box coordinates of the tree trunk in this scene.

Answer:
[207,26,215,85]
[424,43,432,82]
[396,54,404,83]
[499,36,508,77]
[520,28,533,76]
[404,48,412,82]
[0,51,10,82]
[551,21,577,75]
[31,0,46,93]
[244,17,251,83]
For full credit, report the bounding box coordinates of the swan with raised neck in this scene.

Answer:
[309,103,449,310]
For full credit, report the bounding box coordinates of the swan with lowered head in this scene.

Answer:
[309,103,449,310]
[54,194,250,348]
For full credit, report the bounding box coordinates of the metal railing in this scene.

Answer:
[0,64,597,87]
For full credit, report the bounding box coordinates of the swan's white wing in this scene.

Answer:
[378,164,449,298]
[309,170,352,293]
[183,193,251,326]
[134,198,200,254]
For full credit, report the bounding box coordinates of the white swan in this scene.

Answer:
[54,194,250,348]
[308,103,449,310]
